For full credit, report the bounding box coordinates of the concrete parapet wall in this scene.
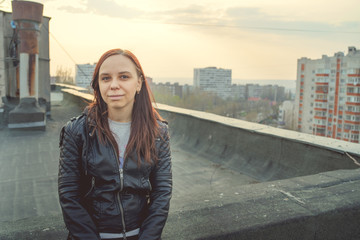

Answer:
[163,168,360,240]
[155,103,360,181]
[4,84,356,239]
[1,169,360,239]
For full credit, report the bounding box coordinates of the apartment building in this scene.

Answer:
[194,67,232,99]
[295,46,360,143]
[75,63,96,89]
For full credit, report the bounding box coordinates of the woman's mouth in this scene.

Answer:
[108,95,124,100]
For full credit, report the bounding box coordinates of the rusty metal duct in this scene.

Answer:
[8,1,45,129]
[12,0,43,98]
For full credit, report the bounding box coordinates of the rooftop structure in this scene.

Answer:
[0,83,360,239]
[0,5,50,128]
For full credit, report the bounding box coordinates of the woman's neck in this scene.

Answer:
[108,108,132,123]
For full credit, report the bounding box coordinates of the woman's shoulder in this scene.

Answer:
[63,113,87,136]
[156,119,169,140]
[156,119,168,131]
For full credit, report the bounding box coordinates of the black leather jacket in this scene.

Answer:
[58,113,172,240]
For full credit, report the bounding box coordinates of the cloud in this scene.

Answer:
[59,0,144,19]
[222,7,360,34]
[58,2,360,36]
[86,0,143,19]
[58,5,87,14]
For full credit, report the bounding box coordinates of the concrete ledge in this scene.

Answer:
[154,103,360,155]
[1,169,359,239]
[157,108,360,182]
[163,168,360,240]
[54,83,88,92]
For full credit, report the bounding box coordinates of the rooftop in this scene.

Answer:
[0,84,360,239]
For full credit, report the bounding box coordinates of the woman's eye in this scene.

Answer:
[101,76,110,81]
[120,75,129,79]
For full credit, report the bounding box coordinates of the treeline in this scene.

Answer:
[152,89,283,124]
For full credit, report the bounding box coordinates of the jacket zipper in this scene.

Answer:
[84,176,95,198]
[147,179,152,191]
[108,138,127,240]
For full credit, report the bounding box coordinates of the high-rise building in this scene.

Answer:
[278,100,295,130]
[295,46,360,143]
[194,67,232,99]
[75,63,96,89]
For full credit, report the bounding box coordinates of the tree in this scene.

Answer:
[55,66,74,84]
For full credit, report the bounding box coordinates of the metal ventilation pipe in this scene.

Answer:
[12,0,43,99]
[8,1,45,129]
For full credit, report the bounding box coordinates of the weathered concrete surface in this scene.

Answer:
[1,168,359,240]
[1,85,360,239]
[156,103,360,182]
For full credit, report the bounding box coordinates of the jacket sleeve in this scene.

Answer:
[139,124,172,240]
[58,122,100,240]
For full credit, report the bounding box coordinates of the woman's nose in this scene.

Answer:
[110,78,120,89]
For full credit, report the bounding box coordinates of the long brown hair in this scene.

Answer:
[88,48,163,164]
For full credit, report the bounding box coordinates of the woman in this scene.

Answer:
[58,49,172,240]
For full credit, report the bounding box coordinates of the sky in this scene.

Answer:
[2,0,360,85]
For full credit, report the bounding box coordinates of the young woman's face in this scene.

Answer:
[98,54,142,120]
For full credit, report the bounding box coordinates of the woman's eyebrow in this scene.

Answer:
[118,71,131,74]
[99,71,132,76]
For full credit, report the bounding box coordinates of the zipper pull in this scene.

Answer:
[120,168,124,180]
[91,176,95,187]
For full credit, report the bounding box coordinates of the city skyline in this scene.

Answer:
[0,0,358,83]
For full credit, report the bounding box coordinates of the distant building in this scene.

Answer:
[75,63,96,89]
[194,67,232,99]
[295,46,360,143]
[262,85,286,102]
[231,84,246,100]
[146,77,153,86]
[152,82,183,98]
[246,84,262,100]
[230,83,285,102]
[278,100,295,130]
[182,84,193,96]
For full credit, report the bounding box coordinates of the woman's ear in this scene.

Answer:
[137,76,142,93]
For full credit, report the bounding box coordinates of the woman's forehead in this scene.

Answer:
[99,54,137,73]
